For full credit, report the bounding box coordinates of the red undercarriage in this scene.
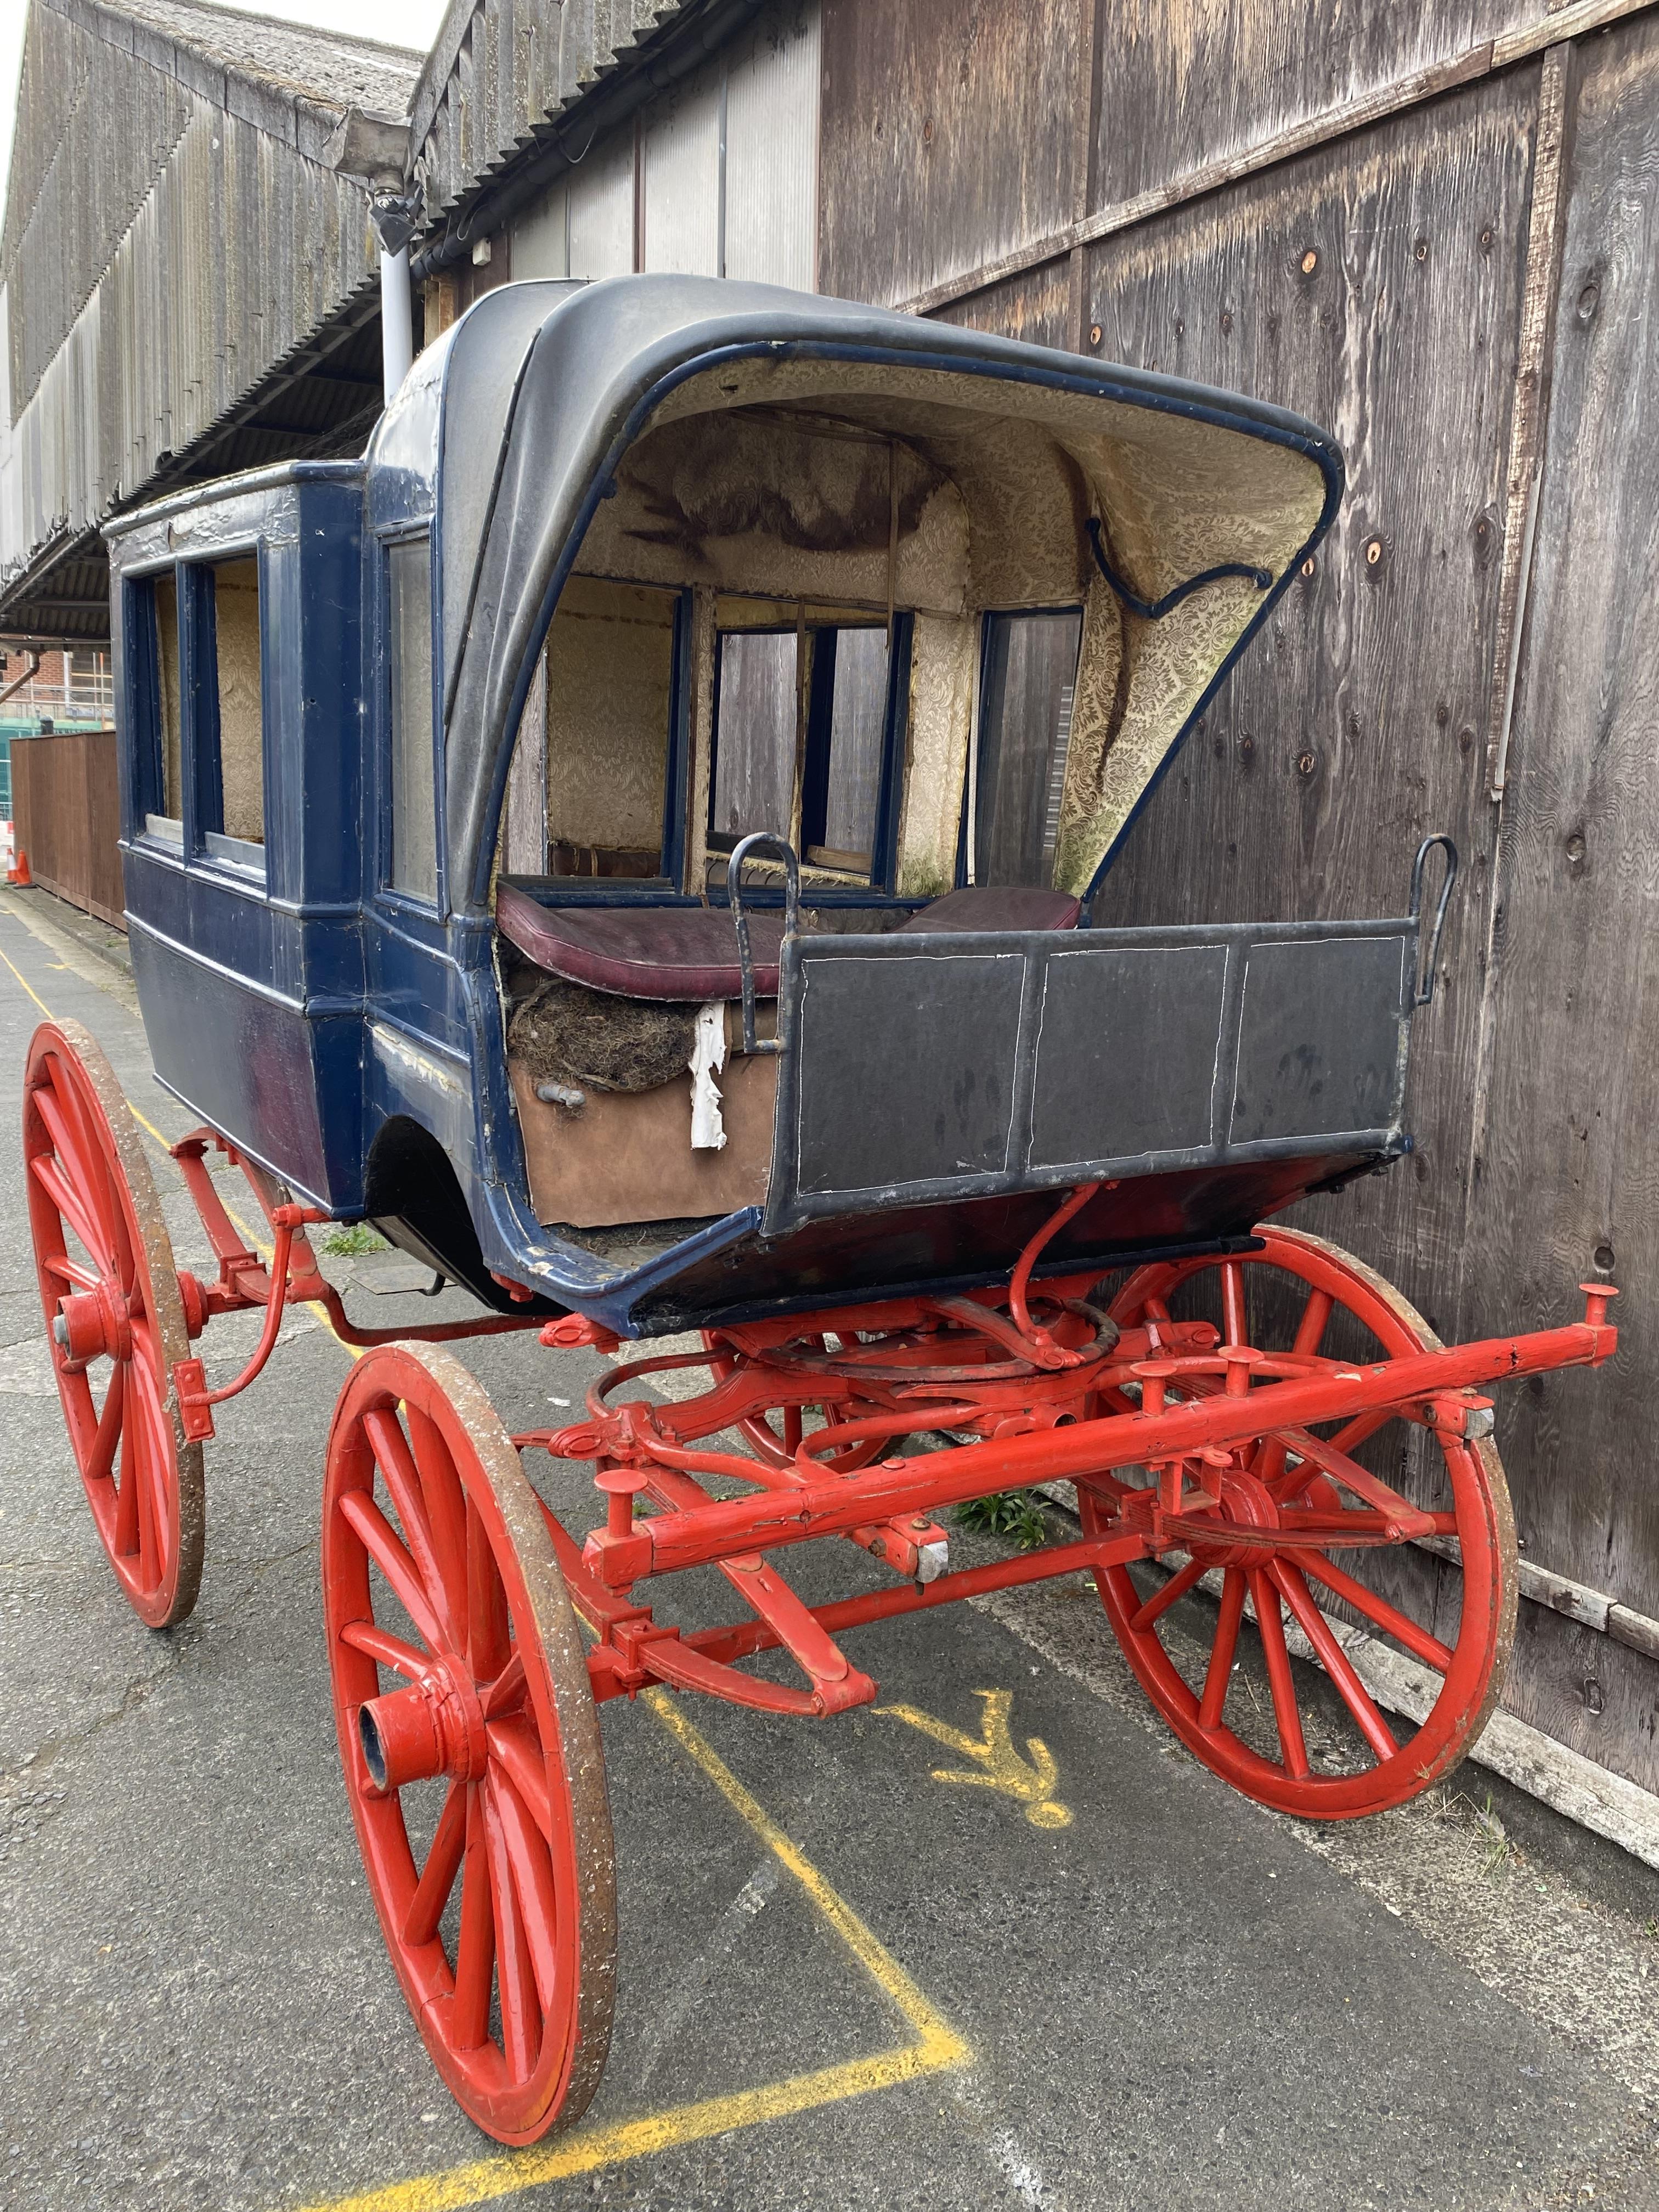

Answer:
[138,1129,1617,1729]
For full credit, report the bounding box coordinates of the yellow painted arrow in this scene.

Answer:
[877,1689,1071,1829]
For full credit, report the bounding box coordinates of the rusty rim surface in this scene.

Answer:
[1086,1224,1516,1819]
[23,1018,203,1628]
[323,1342,617,2144]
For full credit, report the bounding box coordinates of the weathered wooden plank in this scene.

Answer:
[1091,0,1534,216]
[1455,12,1659,1789]
[929,261,1073,352]
[1485,43,1571,795]
[896,0,1659,319]
[819,0,1088,307]
[1087,68,1537,1333]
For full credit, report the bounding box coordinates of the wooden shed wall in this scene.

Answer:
[821,0,1659,1792]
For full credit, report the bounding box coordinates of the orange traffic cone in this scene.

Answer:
[8,847,32,887]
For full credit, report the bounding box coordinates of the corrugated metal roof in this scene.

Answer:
[0,0,422,638]
[407,0,703,241]
[103,0,421,116]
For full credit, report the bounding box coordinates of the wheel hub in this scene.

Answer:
[1178,1462,1283,1571]
[54,1283,132,1368]
[357,1661,488,1795]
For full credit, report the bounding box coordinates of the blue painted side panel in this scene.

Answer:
[127,919,358,1204]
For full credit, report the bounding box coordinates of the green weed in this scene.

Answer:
[956,1491,1049,1551]
[321,1224,388,1256]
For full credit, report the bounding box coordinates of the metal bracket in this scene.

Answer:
[1409,833,1459,1007]
[726,831,800,1055]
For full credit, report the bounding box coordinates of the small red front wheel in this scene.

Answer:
[323,1342,616,2143]
[1086,1225,1516,1820]
[24,1019,203,1628]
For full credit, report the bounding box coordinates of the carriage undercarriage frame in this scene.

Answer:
[22,1013,1618,2140]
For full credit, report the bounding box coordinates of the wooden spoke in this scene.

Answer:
[1129,1554,1206,1633]
[403,1781,467,1948]
[407,1403,470,1640]
[484,1785,541,2081]
[1328,1408,1392,1458]
[44,1252,101,1291]
[1249,1568,1310,1781]
[486,1714,555,1843]
[452,1786,496,2052]
[1199,1568,1246,1731]
[337,1489,447,1652]
[339,1618,429,1678]
[365,1408,454,1642]
[112,1379,142,1559]
[483,1650,527,1720]
[1297,1553,1454,1675]
[1255,1289,1338,1482]
[85,1363,127,1489]
[489,1764,562,2013]
[466,1497,511,1681]
[30,1152,111,1276]
[1269,1561,1398,1764]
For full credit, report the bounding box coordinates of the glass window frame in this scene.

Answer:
[380,528,441,914]
[180,548,270,883]
[121,567,182,849]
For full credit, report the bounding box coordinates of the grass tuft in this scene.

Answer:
[956,1490,1050,1551]
[321,1224,388,1257]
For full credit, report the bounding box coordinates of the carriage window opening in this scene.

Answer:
[710,630,797,854]
[972,609,1084,888]
[388,536,438,903]
[544,575,678,878]
[141,572,184,842]
[194,557,266,868]
[814,627,890,870]
[710,622,894,877]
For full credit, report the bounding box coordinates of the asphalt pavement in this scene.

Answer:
[1,884,1656,2212]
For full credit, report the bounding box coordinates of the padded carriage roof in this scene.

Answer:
[367,274,1344,916]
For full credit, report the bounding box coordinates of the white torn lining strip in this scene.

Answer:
[689,1000,727,1150]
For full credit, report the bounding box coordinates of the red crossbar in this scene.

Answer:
[584,1304,1616,1588]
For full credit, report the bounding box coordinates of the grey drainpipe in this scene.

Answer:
[325,110,421,406]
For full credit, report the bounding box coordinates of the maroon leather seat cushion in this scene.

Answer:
[495,881,1081,1002]
[496,881,785,1001]
[895,886,1081,933]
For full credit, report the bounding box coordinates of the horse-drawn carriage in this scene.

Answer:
[24,275,1615,2142]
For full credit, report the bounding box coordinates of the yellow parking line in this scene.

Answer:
[0,935,54,1019]
[295,1690,967,2212]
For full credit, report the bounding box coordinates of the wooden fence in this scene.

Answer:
[821,0,1659,1793]
[11,729,125,930]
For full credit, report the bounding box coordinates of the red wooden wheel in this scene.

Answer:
[23,1018,203,1628]
[1082,1224,1516,1818]
[323,1343,616,2144]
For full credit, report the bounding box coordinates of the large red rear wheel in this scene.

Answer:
[323,1343,616,2143]
[23,1019,202,1628]
[1083,1225,1515,1818]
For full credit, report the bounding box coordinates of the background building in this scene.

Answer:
[2,0,1656,1802]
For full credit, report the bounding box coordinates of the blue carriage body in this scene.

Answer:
[106,275,1434,1338]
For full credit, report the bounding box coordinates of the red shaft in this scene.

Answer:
[586,1314,1614,1586]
